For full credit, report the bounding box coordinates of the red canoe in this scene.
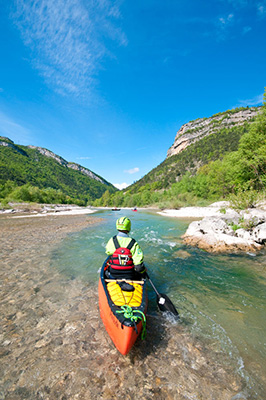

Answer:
[98,258,148,355]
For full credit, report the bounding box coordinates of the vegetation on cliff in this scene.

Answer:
[1,92,265,209]
[94,90,266,209]
[0,140,117,206]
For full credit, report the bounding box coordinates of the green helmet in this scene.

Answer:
[116,216,131,232]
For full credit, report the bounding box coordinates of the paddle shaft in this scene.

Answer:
[145,272,179,317]
[145,273,161,297]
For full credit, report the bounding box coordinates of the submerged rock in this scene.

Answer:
[173,250,191,259]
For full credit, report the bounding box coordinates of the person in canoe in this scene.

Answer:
[105,216,146,280]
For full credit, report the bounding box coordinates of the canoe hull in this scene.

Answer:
[98,280,143,355]
[98,259,147,355]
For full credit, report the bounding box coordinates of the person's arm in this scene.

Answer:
[105,237,116,255]
[132,242,145,273]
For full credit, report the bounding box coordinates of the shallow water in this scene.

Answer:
[50,210,266,399]
[1,210,265,399]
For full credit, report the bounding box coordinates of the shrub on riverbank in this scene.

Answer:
[0,182,87,206]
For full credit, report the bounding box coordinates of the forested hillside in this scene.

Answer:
[0,137,117,205]
[94,94,266,209]
[1,95,265,209]
[127,122,251,192]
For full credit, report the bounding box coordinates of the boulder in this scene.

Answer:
[183,213,265,253]
[235,228,253,241]
[252,222,266,244]
[185,217,234,237]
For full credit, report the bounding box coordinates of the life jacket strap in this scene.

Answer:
[113,235,136,250]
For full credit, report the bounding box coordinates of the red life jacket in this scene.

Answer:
[108,235,136,270]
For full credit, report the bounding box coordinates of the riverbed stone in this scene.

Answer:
[173,249,191,259]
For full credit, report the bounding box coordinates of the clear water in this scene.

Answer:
[51,209,266,398]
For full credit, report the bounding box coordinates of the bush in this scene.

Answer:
[0,199,10,208]
[229,186,264,210]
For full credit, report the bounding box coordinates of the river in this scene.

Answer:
[1,209,265,399]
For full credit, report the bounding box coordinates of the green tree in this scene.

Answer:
[102,190,111,207]
[236,90,266,190]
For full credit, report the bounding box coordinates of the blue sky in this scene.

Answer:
[0,0,265,189]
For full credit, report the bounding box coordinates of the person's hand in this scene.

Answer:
[135,262,146,274]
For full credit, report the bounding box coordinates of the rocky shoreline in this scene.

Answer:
[0,203,97,217]
[2,201,266,253]
[159,201,266,253]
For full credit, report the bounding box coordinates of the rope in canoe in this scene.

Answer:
[116,305,147,340]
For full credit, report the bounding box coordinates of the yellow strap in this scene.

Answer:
[105,279,144,284]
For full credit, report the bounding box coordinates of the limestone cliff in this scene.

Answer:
[0,137,28,157]
[167,107,260,158]
[0,137,112,189]
[27,145,106,184]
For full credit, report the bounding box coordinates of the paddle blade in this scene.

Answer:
[157,293,179,317]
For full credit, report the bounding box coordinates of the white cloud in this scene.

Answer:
[257,2,266,17]
[12,0,126,98]
[124,167,139,174]
[218,13,234,26]
[242,26,252,34]
[114,182,129,190]
[216,13,235,41]
[76,156,92,160]
[236,93,264,107]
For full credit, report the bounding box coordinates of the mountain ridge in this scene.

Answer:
[167,106,260,158]
[126,105,261,193]
[0,136,108,185]
[0,136,117,203]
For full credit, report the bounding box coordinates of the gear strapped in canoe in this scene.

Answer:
[116,305,147,340]
[106,280,143,307]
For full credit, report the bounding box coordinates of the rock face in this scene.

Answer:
[183,207,266,253]
[28,145,68,166]
[0,138,28,156]
[167,107,260,158]
[67,162,104,182]
[25,145,105,184]
[1,138,107,185]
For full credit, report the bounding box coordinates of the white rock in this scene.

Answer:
[243,210,266,225]
[235,229,253,241]
[252,222,266,244]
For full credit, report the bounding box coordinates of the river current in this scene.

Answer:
[1,209,265,399]
[51,209,266,399]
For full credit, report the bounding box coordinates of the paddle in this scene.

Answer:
[145,272,179,317]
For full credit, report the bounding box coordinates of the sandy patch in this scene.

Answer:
[157,202,233,219]
[0,203,98,218]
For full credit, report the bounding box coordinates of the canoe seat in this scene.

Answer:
[107,281,143,307]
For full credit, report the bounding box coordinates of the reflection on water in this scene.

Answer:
[1,210,265,399]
